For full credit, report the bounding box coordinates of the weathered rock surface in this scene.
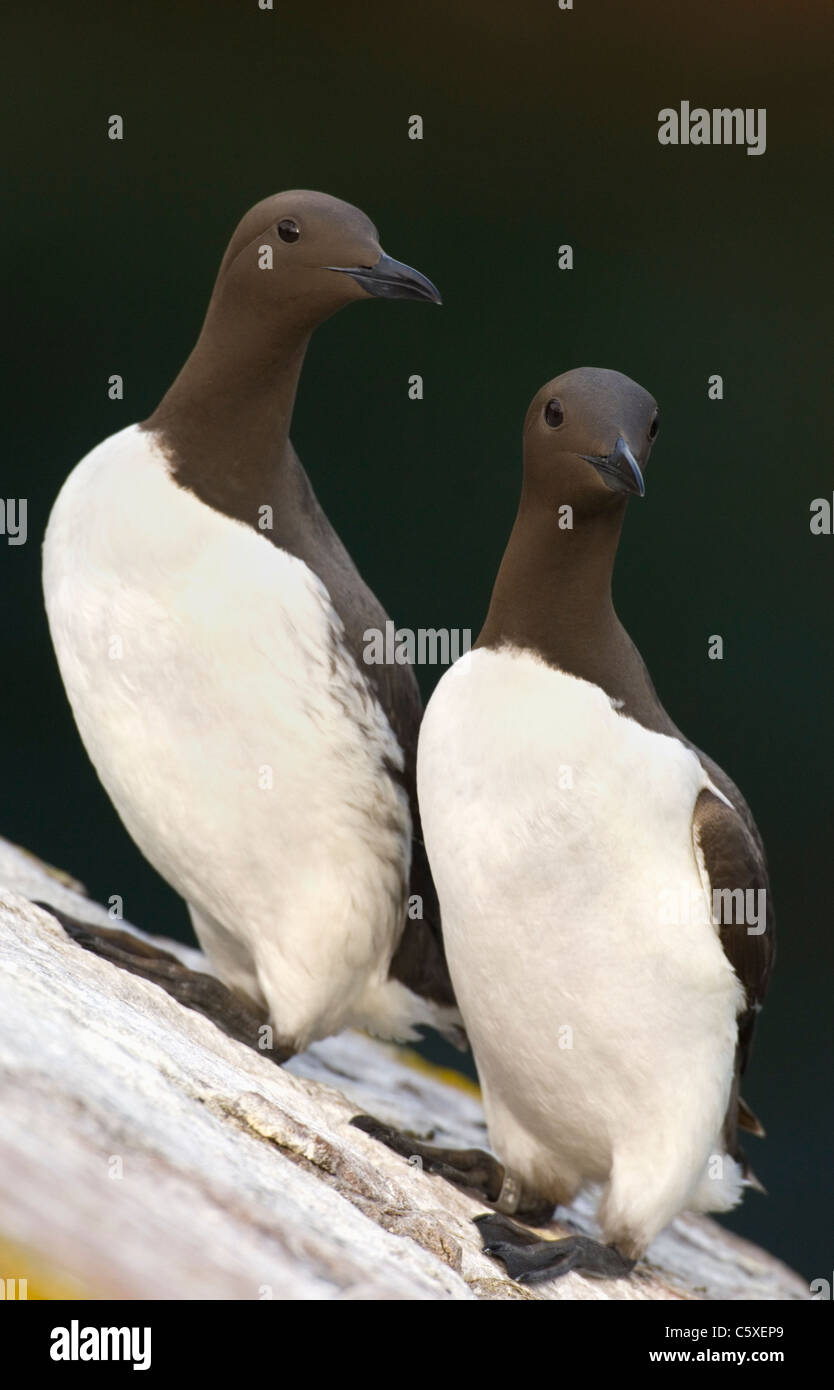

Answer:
[0,837,807,1301]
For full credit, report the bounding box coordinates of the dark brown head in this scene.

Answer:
[522,367,660,519]
[211,189,441,331]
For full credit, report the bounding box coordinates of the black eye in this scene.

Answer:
[277,218,300,243]
[648,410,659,441]
[544,398,564,429]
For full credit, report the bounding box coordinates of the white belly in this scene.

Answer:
[418,646,744,1250]
[43,425,411,1048]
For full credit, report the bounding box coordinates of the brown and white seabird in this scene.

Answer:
[42,190,459,1057]
[357,367,773,1281]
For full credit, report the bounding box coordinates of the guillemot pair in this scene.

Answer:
[358,368,773,1281]
[43,191,459,1056]
[43,192,773,1281]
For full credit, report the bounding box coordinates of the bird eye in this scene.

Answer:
[544,398,564,429]
[648,410,659,441]
[277,218,300,243]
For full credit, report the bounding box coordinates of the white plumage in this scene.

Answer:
[417,644,745,1258]
[43,424,438,1050]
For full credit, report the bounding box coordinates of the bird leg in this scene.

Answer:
[474,1212,636,1283]
[349,1113,550,1217]
[34,902,293,1062]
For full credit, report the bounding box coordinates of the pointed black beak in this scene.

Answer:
[581,435,646,498]
[326,251,442,305]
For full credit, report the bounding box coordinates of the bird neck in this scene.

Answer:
[144,281,315,508]
[477,493,628,673]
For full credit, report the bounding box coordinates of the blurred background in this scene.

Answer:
[2,0,831,1278]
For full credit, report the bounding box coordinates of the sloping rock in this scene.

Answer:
[0,838,807,1301]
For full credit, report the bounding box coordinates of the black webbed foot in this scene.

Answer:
[474,1212,636,1283]
[474,1212,545,1248]
[491,1233,634,1283]
[350,1114,507,1202]
[35,901,293,1062]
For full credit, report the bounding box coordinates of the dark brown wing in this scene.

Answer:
[378,658,458,1011]
[271,453,457,1012]
[692,788,775,1158]
[334,618,457,1012]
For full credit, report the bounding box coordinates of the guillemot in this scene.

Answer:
[42,190,459,1056]
[356,367,773,1281]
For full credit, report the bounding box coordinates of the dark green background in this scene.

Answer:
[2,0,831,1281]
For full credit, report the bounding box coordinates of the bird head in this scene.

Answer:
[213,190,441,328]
[521,367,659,518]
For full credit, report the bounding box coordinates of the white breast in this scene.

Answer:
[418,646,745,1252]
[43,425,412,1049]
